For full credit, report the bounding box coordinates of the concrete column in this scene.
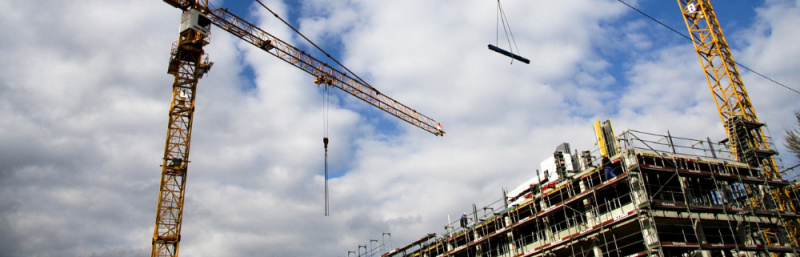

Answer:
[592,246,603,257]
[543,217,554,242]
[692,218,712,257]
[680,177,694,203]
[539,199,553,243]
[506,231,516,256]
[640,217,659,247]
[447,236,454,252]
[628,175,643,206]
[474,229,482,257]
[505,215,516,255]
[580,181,595,227]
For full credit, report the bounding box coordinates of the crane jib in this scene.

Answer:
[207,7,445,136]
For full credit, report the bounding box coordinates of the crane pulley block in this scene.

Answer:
[314,75,333,86]
[259,40,274,51]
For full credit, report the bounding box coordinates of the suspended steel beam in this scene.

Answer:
[488,44,530,64]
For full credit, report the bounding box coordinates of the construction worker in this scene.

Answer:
[602,156,617,181]
[460,213,468,228]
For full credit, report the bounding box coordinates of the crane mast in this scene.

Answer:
[151,2,211,256]
[678,0,799,245]
[151,1,443,256]
[677,0,778,177]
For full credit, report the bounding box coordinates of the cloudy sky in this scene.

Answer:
[1,0,799,256]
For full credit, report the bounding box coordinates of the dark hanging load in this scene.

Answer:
[488,44,530,64]
[488,0,529,64]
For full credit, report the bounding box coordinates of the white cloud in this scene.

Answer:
[738,0,800,166]
[0,0,798,256]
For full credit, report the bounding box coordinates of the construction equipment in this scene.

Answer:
[677,0,778,176]
[489,0,529,64]
[678,0,799,246]
[594,120,619,158]
[151,1,444,256]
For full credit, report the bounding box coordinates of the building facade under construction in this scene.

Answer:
[381,124,800,257]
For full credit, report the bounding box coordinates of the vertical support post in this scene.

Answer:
[707,137,717,159]
[692,218,713,257]
[358,245,366,257]
[667,131,677,155]
[382,232,392,253]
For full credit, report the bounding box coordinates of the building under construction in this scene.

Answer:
[380,124,800,257]
[372,0,800,255]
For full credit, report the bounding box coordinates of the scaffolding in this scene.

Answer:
[381,129,800,257]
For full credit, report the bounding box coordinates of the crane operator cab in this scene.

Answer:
[180,9,211,35]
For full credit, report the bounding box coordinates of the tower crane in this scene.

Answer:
[151,1,445,256]
[677,0,777,175]
[677,0,798,244]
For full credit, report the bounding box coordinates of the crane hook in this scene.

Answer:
[323,136,330,216]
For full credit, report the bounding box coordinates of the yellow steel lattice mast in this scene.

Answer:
[151,1,444,256]
[151,1,212,256]
[677,0,778,177]
[678,0,799,245]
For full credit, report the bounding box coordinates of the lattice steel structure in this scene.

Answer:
[677,0,778,177]
[206,7,445,136]
[151,1,444,256]
[677,0,799,243]
[151,22,211,256]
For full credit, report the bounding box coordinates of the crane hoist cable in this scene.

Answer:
[489,0,530,64]
[495,0,516,54]
[254,0,347,216]
[322,83,330,216]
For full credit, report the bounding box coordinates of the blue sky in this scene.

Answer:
[1,0,798,256]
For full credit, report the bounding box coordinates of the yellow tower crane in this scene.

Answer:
[151,1,445,256]
[677,0,799,245]
[677,0,777,176]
